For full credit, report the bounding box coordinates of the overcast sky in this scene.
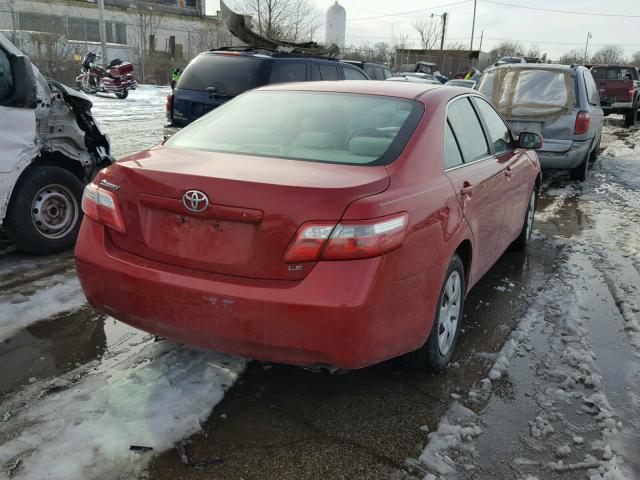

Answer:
[210,0,640,60]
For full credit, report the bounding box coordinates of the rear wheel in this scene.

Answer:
[404,254,465,371]
[115,89,129,99]
[624,102,637,127]
[570,149,589,181]
[5,166,83,254]
[589,137,600,163]
[512,186,537,250]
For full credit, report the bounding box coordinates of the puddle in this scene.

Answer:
[0,308,141,395]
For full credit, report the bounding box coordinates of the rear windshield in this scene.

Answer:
[591,66,636,81]
[477,68,575,117]
[167,90,423,166]
[176,54,267,96]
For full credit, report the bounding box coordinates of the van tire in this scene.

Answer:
[403,254,465,372]
[570,150,589,181]
[5,167,84,254]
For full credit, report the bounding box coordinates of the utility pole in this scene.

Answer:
[584,32,592,63]
[469,0,477,53]
[97,0,109,63]
[440,12,447,50]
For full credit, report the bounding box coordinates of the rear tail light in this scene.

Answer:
[574,111,591,135]
[629,88,635,99]
[166,93,174,121]
[283,213,409,263]
[81,183,126,234]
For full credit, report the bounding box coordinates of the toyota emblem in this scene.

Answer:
[182,190,209,213]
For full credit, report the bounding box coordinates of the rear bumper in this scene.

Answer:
[603,102,632,114]
[75,219,435,369]
[536,139,591,169]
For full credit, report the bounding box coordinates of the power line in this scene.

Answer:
[346,0,472,22]
[480,0,640,18]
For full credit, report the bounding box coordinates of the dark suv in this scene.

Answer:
[165,48,370,137]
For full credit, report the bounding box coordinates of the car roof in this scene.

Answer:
[206,50,340,63]
[257,80,444,100]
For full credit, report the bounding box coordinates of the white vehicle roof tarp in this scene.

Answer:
[478,68,575,117]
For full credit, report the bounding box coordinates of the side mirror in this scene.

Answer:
[6,54,36,108]
[518,132,543,150]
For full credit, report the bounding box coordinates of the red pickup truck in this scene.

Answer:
[591,65,640,127]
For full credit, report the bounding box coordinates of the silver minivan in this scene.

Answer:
[476,64,603,181]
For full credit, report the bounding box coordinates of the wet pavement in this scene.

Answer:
[1,107,639,479]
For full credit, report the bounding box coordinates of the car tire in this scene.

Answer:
[624,102,637,127]
[5,166,84,255]
[512,186,537,250]
[589,137,600,163]
[115,90,129,99]
[570,149,589,181]
[403,254,466,371]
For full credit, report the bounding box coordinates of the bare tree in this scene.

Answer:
[391,33,413,70]
[558,49,584,65]
[193,24,234,53]
[489,40,524,60]
[232,0,319,43]
[526,43,540,59]
[591,44,625,64]
[631,50,640,67]
[445,41,467,51]
[412,16,440,50]
[24,33,73,80]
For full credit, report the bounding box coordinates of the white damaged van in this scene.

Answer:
[0,33,112,254]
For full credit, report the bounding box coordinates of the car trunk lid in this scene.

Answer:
[102,147,390,280]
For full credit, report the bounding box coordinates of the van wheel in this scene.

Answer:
[403,254,465,371]
[5,167,83,254]
[589,138,600,162]
[570,150,589,181]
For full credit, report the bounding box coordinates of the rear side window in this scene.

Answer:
[317,63,340,80]
[472,97,512,154]
[343,66,368,80]
[444,121,463,169]
[583,71,600,106]
[177,54,266,96]
[270,62,306,83]
[167,90,424,166]
[447,98,489,162]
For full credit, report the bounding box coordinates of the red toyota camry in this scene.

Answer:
[76,81,541,371]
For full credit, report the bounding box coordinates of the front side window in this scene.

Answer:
[472,97,512,154]
[270,62,306,83]
[383,68,393,79]
[167,91,424,166]
[446,98,489,162]
[0,49,13,101]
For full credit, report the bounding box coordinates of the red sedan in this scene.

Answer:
[76,81,541,371]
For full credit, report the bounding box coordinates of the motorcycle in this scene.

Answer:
[76,52,137,99]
